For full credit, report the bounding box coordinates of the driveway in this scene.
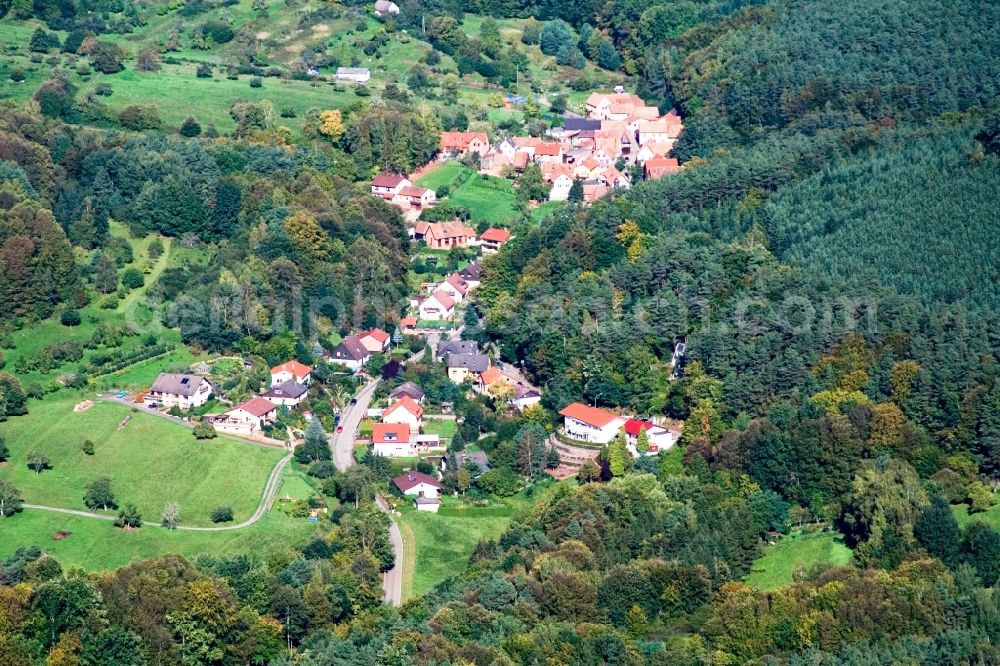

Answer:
[377,495,404,606]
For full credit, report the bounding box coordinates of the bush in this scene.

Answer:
[94,82,113,96]
[308,460,337,478]
[211,505,234,523]
[60,308,81,326]
[118,105,162,130]
[9,68,26,83]
[121,268,144,290]
[204,20,235,44]
[196,63,213,78]
[249,77,263,88]
[89,41,125,74]
[179,116,201,137]
[99,295,119,309]
[81,439,95,455]
[193,422,217,439]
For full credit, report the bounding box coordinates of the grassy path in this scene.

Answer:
[117,235,171,314]
[398,518,418,601]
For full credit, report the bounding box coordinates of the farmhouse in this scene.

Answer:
[447,353,490,384]
[326,335,370,372]
[212,397,278,435]
[271,360,311,387]
[262,381,308,408]
[148,373,213,410]
[336,67,370,83]
[559,402,625,444]
[393,471,441,498]
[359,327,391,353]
[479,228,512,254]
[439,131,489,158]
[382,395,423,430]
[416,220,477,250]
[644,157,681,180]
[418,289,456,321]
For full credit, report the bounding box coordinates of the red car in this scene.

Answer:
[336,425,344,433]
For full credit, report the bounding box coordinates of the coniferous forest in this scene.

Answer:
[0,0,999,663]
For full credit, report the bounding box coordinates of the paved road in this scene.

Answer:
[376,496,404,606]
[23,453,293,531]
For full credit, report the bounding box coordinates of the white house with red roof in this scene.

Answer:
[479,228,512,254]
[418,289,456,321]
[392,185,436,209]
[382,395,423,431]
[211,397,278,435]
[371,173,411,199]
[623,418,680,455]
[374,423,443,457]
[416,220,477,250]
[271,360,312,387]
[438,274,470,303]
[439,131,489,158]
[559,402,625,444]
[359,328,391,354]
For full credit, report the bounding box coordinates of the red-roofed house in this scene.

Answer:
[418,289,455,321]
[393,185,436,209]
[582,183,611,204]
[392,471,441,497]
[371,173,411,199]
[560,402,625,444]
[359,328,391,353]
[439,131,489,158]
[644,157,681,180]
[382,395,423,430]
[211,397,278,435]
[401,316,417,332]
[638,118,683,146]
[534,142,563,164]
[271,360,312,387]
[623,418,680,455]
[438,273,470,303]
[421,221,477,250]
[375,424,443,457]
[479,228,512,254]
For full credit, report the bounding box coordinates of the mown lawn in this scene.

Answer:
[0,511,317,572]
[416,162,469,190]
[953,502,1000,529]
[397,503,511,599]
[450,174,520,224]
[422,417,456,443]
[745,530,853,589]
[0,395,285,526]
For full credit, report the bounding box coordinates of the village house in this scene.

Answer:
[513,383,542,410]
[441,450,490,474]
[415,220,477,250]
[458,262,481,290]
[326,335,370,372]
[582,183,611,204]
[479,228,512,254]
[585,92,645,120]
[534,142,564,164]
[437,339,478,357]
[262,381,308,409]
[637,118,683,146]
[370,173,410,199]
[392,185,436,209]
[623,418,681,455]
[373,0,399,15]
[148,373,213,410]
[644,157,681,180]
[559,402,625,444]
[418,289,456,321]
[335,67,370,83]
[271,360,311,387]
[359,327,391,354]
[392,471,441,497]
[438,273,470,303]
[447,352,490,384]
[438,131,489,159]
[478,365,517,392]
[634,142,672,164]
[390,381,425,402]
[375,424,443,457]
[382,395,423,431]
[212,397,278,435]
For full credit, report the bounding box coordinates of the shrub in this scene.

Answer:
[179,116,201,137]
[29,28,61,53]
[94,82,113,96]
[249,76,263,88]
[121,268,144,290]
[204,20,235,44]
[115,503,143,528]
[211,505,234,523]
[81,439,95,455]
[193,422,217,439]
[89,41,125,74]
[118,105,162,130]
[60,308,81,326]
[9,68,26,83]
[196,63,213,78]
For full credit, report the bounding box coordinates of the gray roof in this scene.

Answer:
[337,67,370,75]
[414,497,440,505]
[455,450,490,469]
[329,335,369,362]
[438,340,478,356]
[263,380,308,400]
[150,373,209,397]
[390,381,424,401]
[563,118,602,132]
[446,353,489,373]
[459,262,481,281]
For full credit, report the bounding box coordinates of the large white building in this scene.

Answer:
[148,373,213,410]
[559,402,625,444]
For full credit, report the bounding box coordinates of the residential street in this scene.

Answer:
[376,495,404,606]
[330,378,380,472]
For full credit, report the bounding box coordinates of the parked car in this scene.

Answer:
[116,390,127,398]
[336,425,344,433]
[350,398,358,405]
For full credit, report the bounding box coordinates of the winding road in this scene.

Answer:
[23,452,293,531]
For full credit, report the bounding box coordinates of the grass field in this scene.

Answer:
[422,417,456,443]
[397,502,512,599]
[0,510,317,571]
[415,162,469,190]
[745,530,853,589]
[0,395,286,526]
[954,502,1000,529]
[451,174,520,224]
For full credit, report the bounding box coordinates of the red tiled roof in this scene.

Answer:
[623,418,654,436]
[401,316,417,328]
[479,228,511,243]
[372,173,407,188]
[425,221,475,241]
[559,402,620,428]
[373,422,410,444]
[428,289,455,310]
[383,395,423,419]
[397,185,429,198]
[445,273,469,294]
[363,328,390,344]
[271,360,312,377]
[234,397,277,417]
[440,131,488,150]
[393,471,441,492]
[535,142,562,156]
[644,157,681,179]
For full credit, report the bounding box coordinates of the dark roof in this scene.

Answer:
[263,380,308,400]
[150,373,209,397]
[446,353,490,373]
[234,397,278,417]
[563,118,602,132]
[455,450,490,469]
[393,471,441,492]
[438,340,478,356]
[459,262,481,281]
[390,381,425,401]
[328,335,369,362]
[414,497,440,505]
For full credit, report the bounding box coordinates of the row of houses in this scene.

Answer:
[411,220,512,253]
[438,339,541,409]
[559,402,681,456]
[410,262,481,322]
[370,173,438,212]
